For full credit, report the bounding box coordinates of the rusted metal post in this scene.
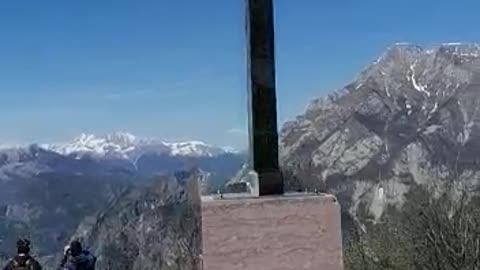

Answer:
[246,0,283,196]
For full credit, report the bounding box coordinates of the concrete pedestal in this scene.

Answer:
[200,193,344,270]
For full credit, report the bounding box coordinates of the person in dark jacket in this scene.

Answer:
[60,241,96,270]
[2,239,42,270]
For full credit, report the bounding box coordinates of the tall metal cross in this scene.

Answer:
[246,0,283,196]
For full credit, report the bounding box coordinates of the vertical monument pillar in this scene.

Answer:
[199,1,344,269]
[246,0,283,196]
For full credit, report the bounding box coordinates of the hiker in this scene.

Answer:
[60,241,96,270]
[2,239,42,270]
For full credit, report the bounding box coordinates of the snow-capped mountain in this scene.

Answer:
[0,132,245,185]
[44,132,239,159]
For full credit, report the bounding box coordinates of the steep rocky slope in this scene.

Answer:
[68,170,202,270]
[0,172,130,258]
[280,43,480,227]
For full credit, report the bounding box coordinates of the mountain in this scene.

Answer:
[44,132,238,159]
[279,43,480,234]
[0,144,137,183]
[68,170,202,270]
[0,132,244,189]
[0,133,243,265]
[39,132,245,189]
[0,172,130,259]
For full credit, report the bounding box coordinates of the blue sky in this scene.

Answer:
[0,0,479,149]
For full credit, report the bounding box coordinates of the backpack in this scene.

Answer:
[68,255,96,270]
[12,258,33,270]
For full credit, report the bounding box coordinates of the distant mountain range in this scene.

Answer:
[0,132,244,261]
[41,132,239,159]
[0,132,244,181]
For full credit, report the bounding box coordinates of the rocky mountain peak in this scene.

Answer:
[280,42,480,226]
[438,42,480,56]
[380,42,424,62]
[104,132,137,147]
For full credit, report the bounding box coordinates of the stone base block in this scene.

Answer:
[200,193,344,270]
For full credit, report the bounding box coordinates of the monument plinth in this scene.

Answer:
[200,193,344,270]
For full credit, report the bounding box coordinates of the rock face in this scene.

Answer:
[280,43,480,230]
[0,171,130,259]
[69,170,202,270]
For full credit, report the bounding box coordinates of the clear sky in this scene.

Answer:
[0,0,479,149]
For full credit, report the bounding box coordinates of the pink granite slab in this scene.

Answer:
[201,194,344,270]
